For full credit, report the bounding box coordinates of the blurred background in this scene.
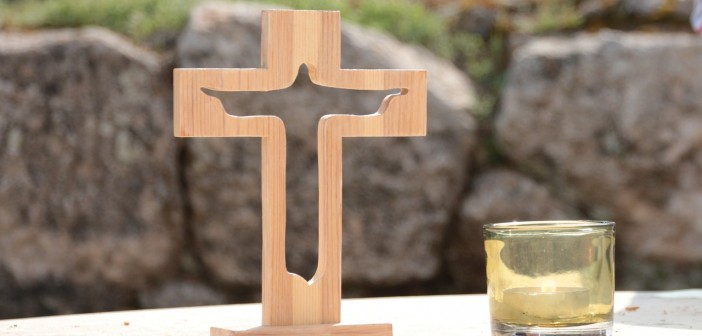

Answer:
[1,0,702,319]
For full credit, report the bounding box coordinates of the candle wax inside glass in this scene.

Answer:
[505,287,589,318]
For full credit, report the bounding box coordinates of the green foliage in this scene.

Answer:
[0,0,198,40]
[448,32,505,119]
[260,0,348,10]
[252,0,453,57]
[343,0,452,57]
[0,0,451,53]
[531,1,583,33]
[513,0,585,34]
[0,0,505,116]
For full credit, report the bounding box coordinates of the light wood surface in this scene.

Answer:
[2,292,701,335]
[173,9,426,333]
[211,324,391,335]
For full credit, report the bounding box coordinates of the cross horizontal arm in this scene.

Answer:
[311,69,426,91]
[176,68,426,92]
[174,68,427,138]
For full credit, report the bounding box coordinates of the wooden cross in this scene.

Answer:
[174,9,426,336]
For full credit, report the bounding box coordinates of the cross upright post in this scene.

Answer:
[174,9,426,336]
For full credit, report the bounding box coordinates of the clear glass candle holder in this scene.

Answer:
[483,221,615,336]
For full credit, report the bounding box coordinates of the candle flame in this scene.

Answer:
[540,280,557,293]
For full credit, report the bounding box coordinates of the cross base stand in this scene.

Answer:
[211,323,392,336]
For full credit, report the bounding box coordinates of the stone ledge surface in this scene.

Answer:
[2,291,700,336]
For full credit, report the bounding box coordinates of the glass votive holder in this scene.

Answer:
[483,220,615,336]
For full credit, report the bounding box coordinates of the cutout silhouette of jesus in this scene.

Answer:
[174,9,426,336]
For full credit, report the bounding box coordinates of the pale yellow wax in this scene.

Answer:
[502,286,590,320]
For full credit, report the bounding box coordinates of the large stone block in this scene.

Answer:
[446,169,574,291]
[497,31,702,262]
[0,28,182,317]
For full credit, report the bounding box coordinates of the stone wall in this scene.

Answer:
[495,30,702,290]
[1,2,701,318]
[0,28,182,316]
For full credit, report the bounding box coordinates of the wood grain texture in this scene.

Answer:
[173,9,426,331]
[211,324,392,336]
